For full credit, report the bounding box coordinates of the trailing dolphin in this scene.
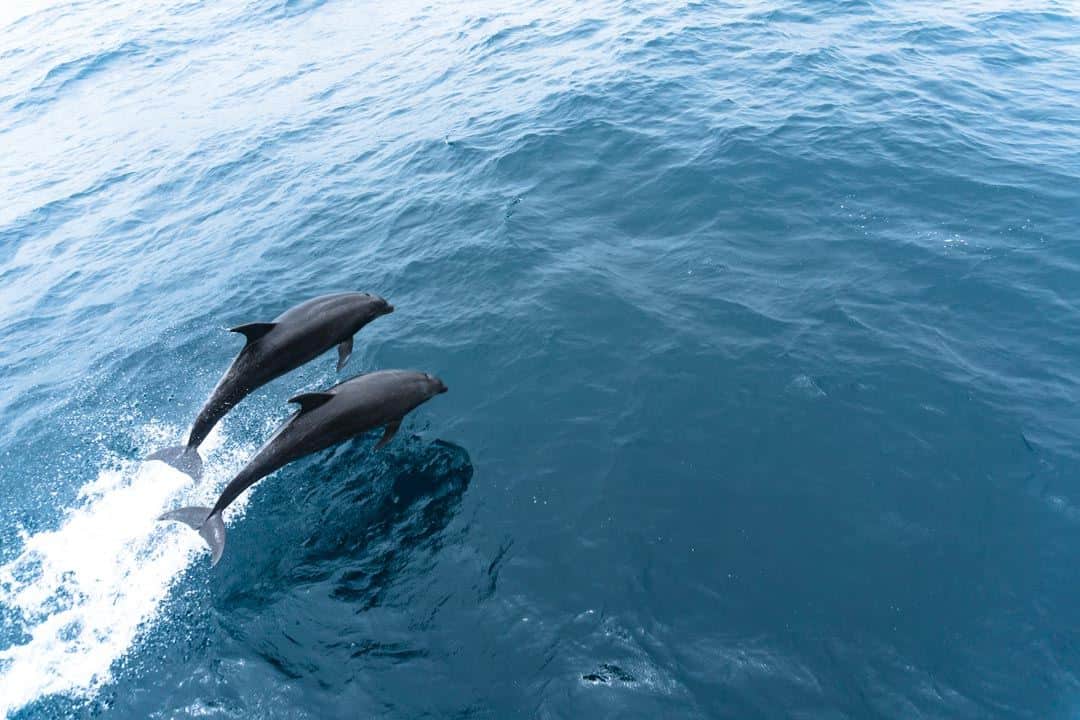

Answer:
[158,369,448,565]
[147,292,394,479]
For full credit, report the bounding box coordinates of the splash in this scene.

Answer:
[0,424,253,718]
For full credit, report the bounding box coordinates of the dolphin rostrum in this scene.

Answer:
[148,292,394,479]
[157,369,448,565]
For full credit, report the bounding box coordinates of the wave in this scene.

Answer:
[11,41,145,113]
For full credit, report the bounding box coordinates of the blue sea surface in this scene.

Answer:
[1,0,1079,717]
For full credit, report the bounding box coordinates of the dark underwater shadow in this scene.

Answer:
[70,435,473,720]
[196,435,472,698]
[215,435,473,606]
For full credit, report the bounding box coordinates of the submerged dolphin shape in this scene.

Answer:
[147,292,394,479]
[157,369,448,566]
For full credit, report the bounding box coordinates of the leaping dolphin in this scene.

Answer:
[157,369,448,565]
[148,292,394,479]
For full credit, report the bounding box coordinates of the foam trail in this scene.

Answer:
[0,424,251,718]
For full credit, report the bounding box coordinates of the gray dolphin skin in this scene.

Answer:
[147,292,394,479]
[157,369,448,566]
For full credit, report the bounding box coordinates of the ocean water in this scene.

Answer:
[1,0,1078,717]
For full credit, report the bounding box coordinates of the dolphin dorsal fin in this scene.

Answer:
[288,392,335,414]
[230,322,276,344]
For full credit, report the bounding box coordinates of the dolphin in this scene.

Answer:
[157,369,448,566]
[147,292,394,479]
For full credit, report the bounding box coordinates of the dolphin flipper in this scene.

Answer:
[337,337,353,371]
[158,506,226,566]
[373,420,400,450]
[147,445,204,480]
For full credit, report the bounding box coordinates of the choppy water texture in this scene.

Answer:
[1,0,1078,717]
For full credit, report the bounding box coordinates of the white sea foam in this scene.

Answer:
[0,424,254,718]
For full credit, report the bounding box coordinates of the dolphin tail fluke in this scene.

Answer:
[158,506,226,566]
[147,445,204,480]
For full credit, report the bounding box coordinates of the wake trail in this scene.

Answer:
[0,424,252,718]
